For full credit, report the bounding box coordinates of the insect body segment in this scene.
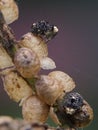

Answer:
[31,20,58,42]
[53,92,93,129]
[63,92,84,113]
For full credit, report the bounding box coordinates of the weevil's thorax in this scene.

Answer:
[31,20,58,42]
[63,92,84,114]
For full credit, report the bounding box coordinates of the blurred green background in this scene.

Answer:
[0,0,98,129]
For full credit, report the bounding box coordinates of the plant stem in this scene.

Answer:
[0,12,17,59]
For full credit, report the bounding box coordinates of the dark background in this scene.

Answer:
[0,0,98,129]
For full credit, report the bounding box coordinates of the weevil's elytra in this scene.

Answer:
[31,20,58,42]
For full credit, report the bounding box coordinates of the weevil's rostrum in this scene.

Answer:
[0,1,94,130]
